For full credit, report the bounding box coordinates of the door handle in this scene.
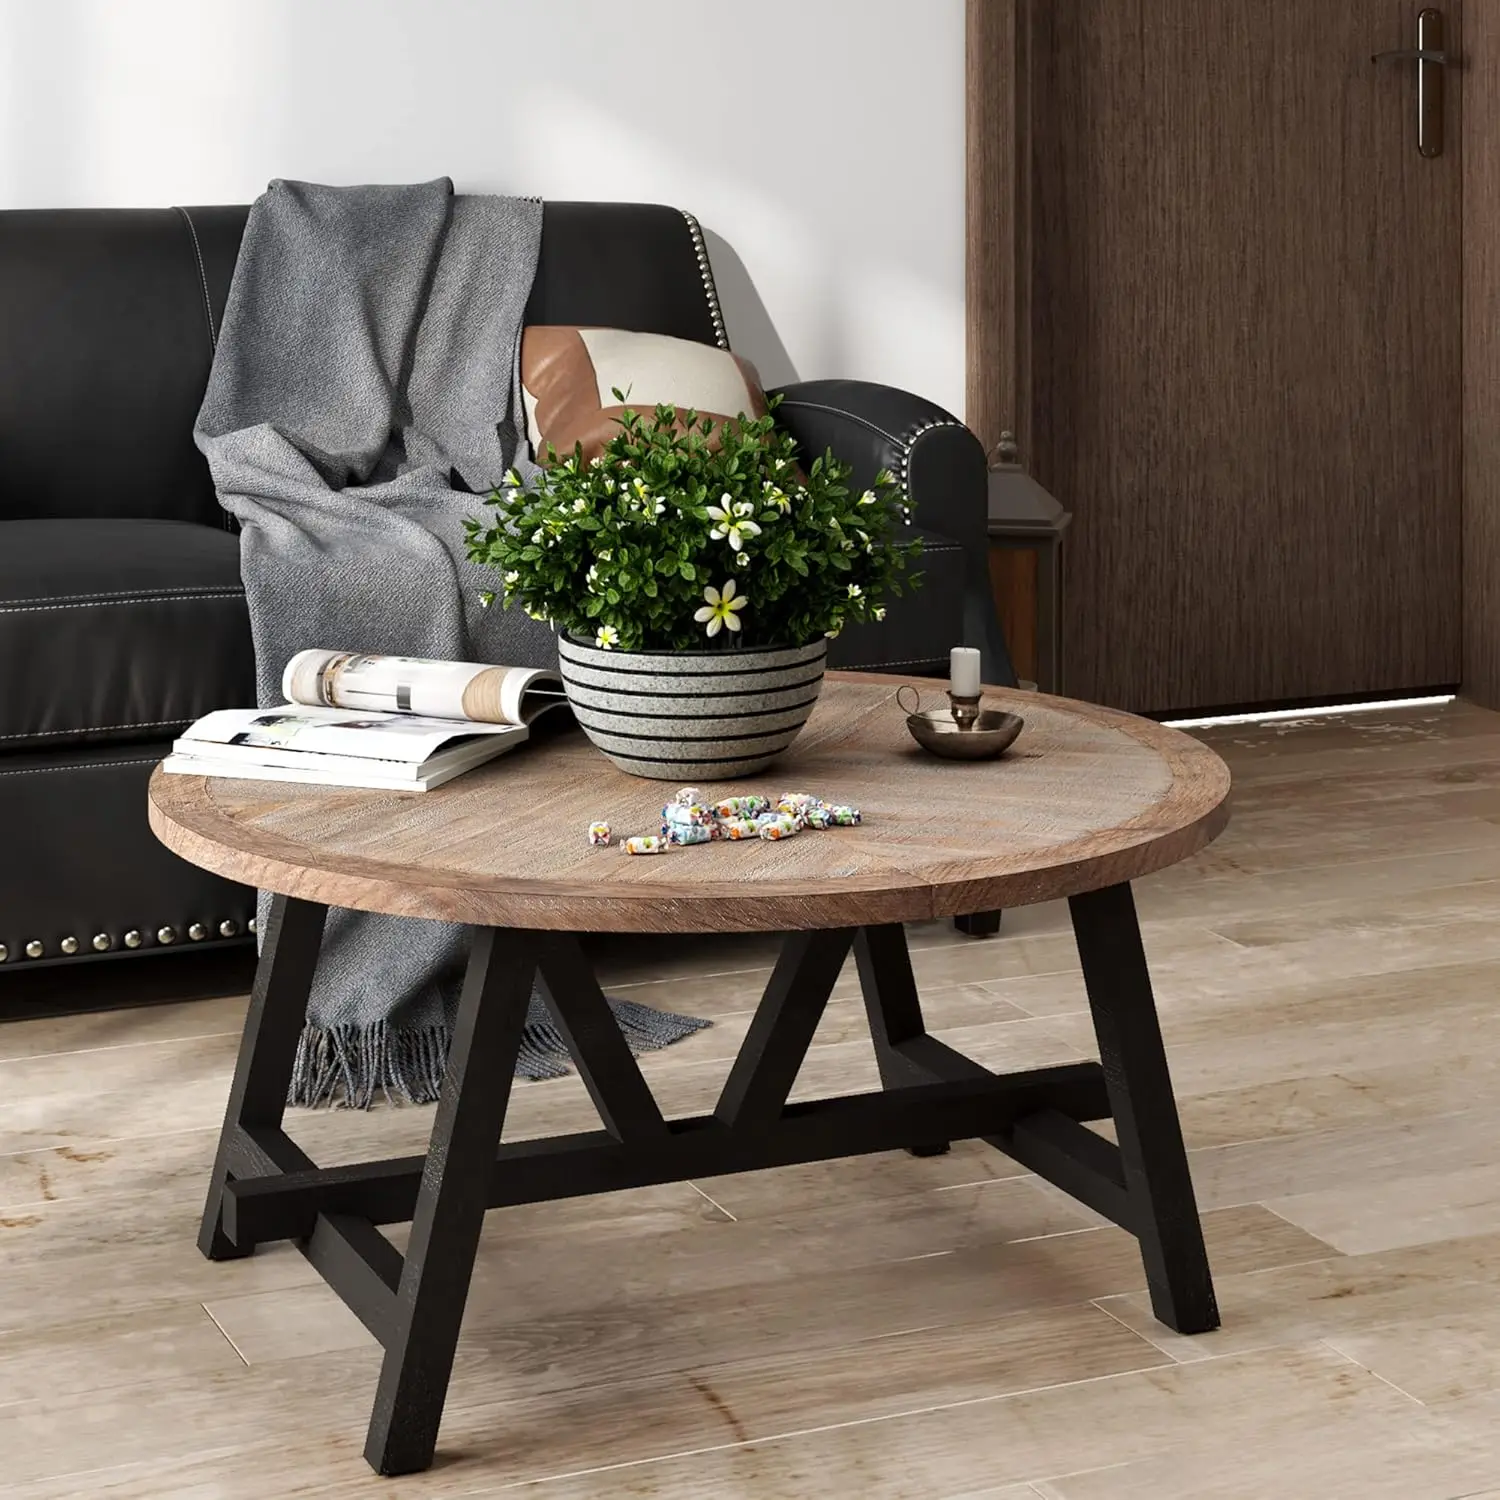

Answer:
[1370,49,1447,65]
[1371,8,1451,157]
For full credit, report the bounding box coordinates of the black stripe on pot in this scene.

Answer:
[558,671,828,702]
[596,745,802,767]
[578,722,804,747]
[569,695,822,725]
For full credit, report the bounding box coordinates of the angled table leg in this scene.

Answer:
[364,924,537,1477]
[855,925,951,1156]
[1069,882,1218,1334]
[198,894,327,1260]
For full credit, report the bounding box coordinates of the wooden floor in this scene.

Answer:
[7,700,1500,1496]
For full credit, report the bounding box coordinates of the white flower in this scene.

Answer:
[589,455,604,468]
[604,477,616,493]
[530,528,545,544]
[573,498,588,513]
[595,624,619,649]
[847,583,863,599]
[503,570,520,586]
[873,606,886,622]
[632,477,648,498]
[693,578,749,638]
[586,564,600,591]
[707,498,762,552]
[825,624,842,639]
[598,548,612,562]
[525,606,549,622]
[773,457,787,472]
[735,551,750,568]
[859,489,878,506]
[641,495,666,518]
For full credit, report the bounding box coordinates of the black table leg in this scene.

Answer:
[1069,882,1219,1334]
[198,894,327,1261]
[364,924,537,1477]
[856,926,950,1157]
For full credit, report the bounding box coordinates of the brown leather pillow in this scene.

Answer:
[520,326,768,464]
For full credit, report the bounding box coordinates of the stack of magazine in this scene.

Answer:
[162,650,568,792]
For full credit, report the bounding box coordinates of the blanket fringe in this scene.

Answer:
[287,996,711,1109]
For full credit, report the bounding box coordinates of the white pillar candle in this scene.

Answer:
[950,646,981,698]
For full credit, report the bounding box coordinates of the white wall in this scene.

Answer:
[1,0,966,415]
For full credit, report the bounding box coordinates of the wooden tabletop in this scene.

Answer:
[147,674,1231,934]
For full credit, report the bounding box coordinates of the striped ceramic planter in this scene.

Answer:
[557,635,827,781]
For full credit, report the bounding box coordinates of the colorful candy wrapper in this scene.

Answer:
[587,822,612,846]
[776,792,821,814]
[714,795,769,819]
[802,806,834,830]
[673,787,704,807]
[662,801,714,828]
[622,834,667,855]
[666,823,713,846]
[825,805,862,826]
[757,813,801,841]
[718,817,760,840]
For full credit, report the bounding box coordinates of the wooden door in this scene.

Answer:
[979,1,1463,715]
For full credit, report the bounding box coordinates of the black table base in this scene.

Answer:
[199,886,1218,1477]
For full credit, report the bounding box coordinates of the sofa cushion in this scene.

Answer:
[521,326,767,463]
[0,518,254,750]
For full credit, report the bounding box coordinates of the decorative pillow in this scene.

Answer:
[520,326,768,464]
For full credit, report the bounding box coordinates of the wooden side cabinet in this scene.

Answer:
[987,463,1071,695]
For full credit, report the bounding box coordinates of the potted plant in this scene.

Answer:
[465,397,921,780]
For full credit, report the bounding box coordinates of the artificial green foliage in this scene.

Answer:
[463,396,922,652]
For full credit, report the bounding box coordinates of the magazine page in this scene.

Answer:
[178,706,519,766]
[283,650,565,726]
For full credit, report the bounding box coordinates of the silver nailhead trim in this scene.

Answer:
[897,417,967,496]
[188,922,207,941]
[59,936,79,955]
[679,211,729,350]
[156,926,177,945]
[24,940,43,959]
[123,930,143,949]
[219,919,239,938]
[248,917,258,935]
[92,933,112,952]
[0,943,8,963]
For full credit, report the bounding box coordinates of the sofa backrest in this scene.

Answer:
[0,200,724,525]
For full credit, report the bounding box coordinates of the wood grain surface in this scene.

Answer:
[1464,0,1500,709]
[1013,1,1461,714]
[965,0,1022,456]
[146,674,1231,933]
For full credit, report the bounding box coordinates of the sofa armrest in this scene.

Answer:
[768,378,1015,686]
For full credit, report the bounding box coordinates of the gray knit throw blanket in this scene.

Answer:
[194,178,708,1107]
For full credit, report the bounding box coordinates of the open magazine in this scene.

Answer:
[161,650,569,792]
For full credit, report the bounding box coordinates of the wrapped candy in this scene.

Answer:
[587,822,612,846]
[666,822,713,846]
[662,801,715,828]
[714,795,770,820]
[673,787,704,806]
[717,817,761,840]
[824,805,862,826]
[775,792,821,815]
[802,806,835,830]
[757,812,801,841]
[622,834,668,855]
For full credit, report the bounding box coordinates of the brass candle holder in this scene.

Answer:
[896,686,1024,761]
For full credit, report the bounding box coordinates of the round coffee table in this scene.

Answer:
[149,672,1231,1477]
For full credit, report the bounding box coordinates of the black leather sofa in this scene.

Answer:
[0,201,1014,977]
